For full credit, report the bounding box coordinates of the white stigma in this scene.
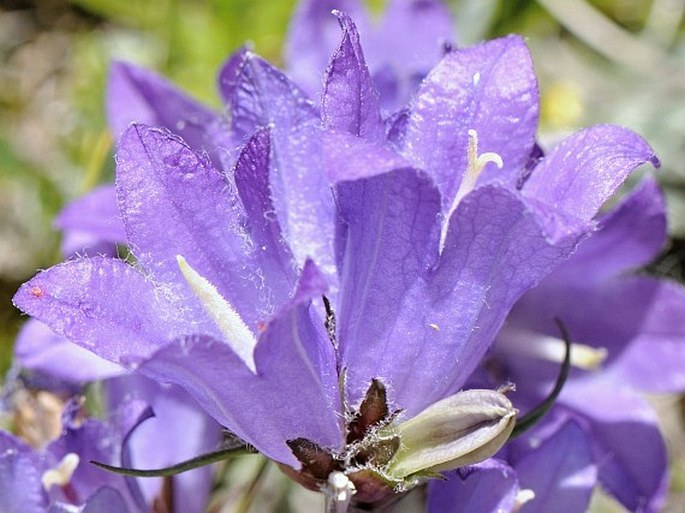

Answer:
[177,255,257,373]
[41,453,80,491]
[440,129,503,252]
[504,329,608,371]
[325,471,356,513]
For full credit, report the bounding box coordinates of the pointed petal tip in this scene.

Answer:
[117,122,190,154]
[294,260,329,302]
[13,265,57,314]
[332,9,358,35]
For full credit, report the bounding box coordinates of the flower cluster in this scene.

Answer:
[7,1,685,512]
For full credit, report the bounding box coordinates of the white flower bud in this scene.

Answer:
[386,389,517,478]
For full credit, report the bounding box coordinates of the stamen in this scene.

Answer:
[514,489,536,511]
[177,255,257,372]
[41,453,79,491]
[503,329,607,371]
[325,471,356,513]
[440,129,503,251]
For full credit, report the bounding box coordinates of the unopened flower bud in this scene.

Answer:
[386,389,517,478]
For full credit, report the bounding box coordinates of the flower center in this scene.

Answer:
[177,255,257,372]
[440,129,503,251]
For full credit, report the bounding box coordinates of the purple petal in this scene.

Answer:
[217,54,335,275]
[335,167,441,403]
[551,177,667,282]
[116,124,296,328]
[47,402,152,512]
[107,61,231,157]
[322,131,411,183]
[401,35,539,207]
[55,185,126,256]
[373,0,453,69]
[610,278,685,392]
[512,419,597,513]
[427,459,518,513]
[218,50,318,139]
[140,261,342,466]
[105,376,220,513]
[0,432,48,513]
[234,128,296,277]
[80,487,132,513]
[506,274,685,393]
[15,319,125,382]
[498,177,684,393]
[285,0,368,99]
[58,232,118,260]
[270,123,339,280]
[562,381,668,513]
[593,418,669,513]
[343,184,582,414]
[13,257,189,366]
[322,11,383,141]
[523,125,659,221]
[369,0,454,109]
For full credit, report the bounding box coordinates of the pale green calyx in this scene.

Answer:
[176,255,257,372]
[385,389,517,479]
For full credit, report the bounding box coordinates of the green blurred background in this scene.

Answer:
[1,1,684,511]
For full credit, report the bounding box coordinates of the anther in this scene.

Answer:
[502,329,607,371]
[177,255,257,372]
[41,453,80,491]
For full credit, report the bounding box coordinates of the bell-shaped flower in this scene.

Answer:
[13,9,660,511]
[0,400,154,513]
[12,321,220,513]
[474,176,685,513]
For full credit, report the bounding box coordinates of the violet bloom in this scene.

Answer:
[12,319,221,513]
[0,400,152,513]
[13,11,659,511]
[13,175,220,513]
[473,176,685,513]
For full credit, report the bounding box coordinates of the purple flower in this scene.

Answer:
[478,176,685,513]
[104,376,221,513]
[9,321,221,513]
[12,8,660,510]
[427,460,519,513]
[12,320,221,513]
[0,401,150,513]
[56,184,125,258]
[13,149,222,513]
[15,319,125,383]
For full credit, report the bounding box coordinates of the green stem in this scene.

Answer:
[510,317,572,438]
[91,445,255,478]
